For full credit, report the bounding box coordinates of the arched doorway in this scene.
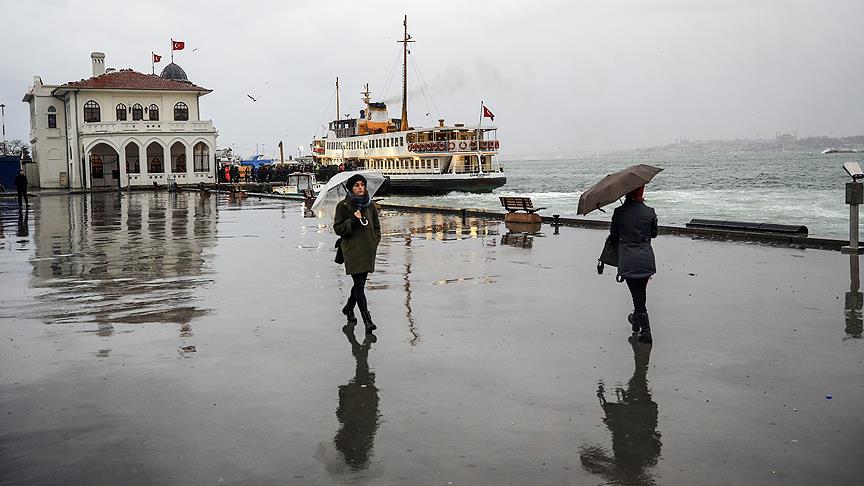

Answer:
[89,143,120,188]
[170,142,187,173]
[193,142,210,172]
[125,143,140,174]
[147,142,165,174]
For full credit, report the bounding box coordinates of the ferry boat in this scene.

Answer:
[311,17,506,195]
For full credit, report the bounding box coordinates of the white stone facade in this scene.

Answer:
[23,53,218,189]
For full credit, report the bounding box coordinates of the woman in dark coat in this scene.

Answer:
[609,185,658,343]
[334,174,381,332]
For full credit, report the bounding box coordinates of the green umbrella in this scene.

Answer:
[577,164,663,215]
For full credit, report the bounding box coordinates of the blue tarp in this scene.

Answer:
[239,155,275,168]
[0,156,20,191]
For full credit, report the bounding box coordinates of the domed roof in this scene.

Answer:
[160,62,188,82]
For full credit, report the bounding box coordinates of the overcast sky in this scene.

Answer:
[2,0,862,158]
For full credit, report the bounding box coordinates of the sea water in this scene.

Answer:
[383,152,864,238]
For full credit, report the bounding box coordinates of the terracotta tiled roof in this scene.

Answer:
[57,69,209,92]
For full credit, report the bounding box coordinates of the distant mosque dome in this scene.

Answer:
[160,62,188,82]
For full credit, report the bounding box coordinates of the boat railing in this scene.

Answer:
[409,139,500,153]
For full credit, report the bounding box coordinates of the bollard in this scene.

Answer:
[842,181,864,254]
[461,208,467,221]
[842,162,864,254]
[553,214,561,235]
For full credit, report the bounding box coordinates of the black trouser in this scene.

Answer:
[17,191,27,208]
[346,272,369,315]
[625,278,649,314]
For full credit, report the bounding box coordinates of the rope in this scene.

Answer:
[380,46,403,102]
[411,53,442,120]
[313,88,336,139]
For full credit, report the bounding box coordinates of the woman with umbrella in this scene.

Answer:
[333,174,381,332]
[611,185,658,343]
[578,164,661,343]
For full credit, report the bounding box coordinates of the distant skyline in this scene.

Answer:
[2,0,863,158]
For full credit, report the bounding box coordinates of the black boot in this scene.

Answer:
[636,313,652,343]
[361,311,377,332]
[628,313,639,333]
[342,302,357,323]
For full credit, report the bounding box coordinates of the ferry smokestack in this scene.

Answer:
[91,52,105,77]
[439,119,445,128]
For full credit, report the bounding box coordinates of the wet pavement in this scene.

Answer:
[0,192,862,485]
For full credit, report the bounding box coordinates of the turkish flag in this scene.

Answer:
[483,105,495,121]
[172,40,185,51]
[153,53,162,63]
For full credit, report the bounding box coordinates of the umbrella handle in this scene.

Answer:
[360,217,369,226]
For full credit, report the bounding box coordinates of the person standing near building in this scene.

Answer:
[609,185,658,343]
[334,174,381,333]
[15,170,28,210]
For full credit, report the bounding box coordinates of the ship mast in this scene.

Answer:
[398,15,413,132]
[335,77,340,121]
[361,83,370,108]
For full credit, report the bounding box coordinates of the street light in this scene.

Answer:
[0,103,6,155]
[842,162,864,254]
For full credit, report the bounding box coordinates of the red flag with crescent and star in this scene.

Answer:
[153,53,162,63]
[483,105,495,122]
[172,40,185,51]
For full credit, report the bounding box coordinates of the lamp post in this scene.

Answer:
[0,103,6,155]
[841,162,864,254]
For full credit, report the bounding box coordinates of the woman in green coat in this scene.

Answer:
[334,174,381,332]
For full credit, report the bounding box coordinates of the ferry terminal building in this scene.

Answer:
[22,52,218,189]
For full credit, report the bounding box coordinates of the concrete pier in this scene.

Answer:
[0,192,862,485]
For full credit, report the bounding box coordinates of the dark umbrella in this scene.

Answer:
[577,164,663,215]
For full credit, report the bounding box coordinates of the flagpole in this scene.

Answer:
[151,52,154,75]
[170,39,174,63]
[477,101,484,174]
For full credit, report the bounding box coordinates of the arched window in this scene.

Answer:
[173,102,189,121]
[132,103,143,121]
[83,100,100,122]
[193,142,209,172]
[170,142,186,172]
[116,103,127,121]
[125,143,140,173]
[147,142,164,173]
[47,106,57,128]
[148,104,159,121]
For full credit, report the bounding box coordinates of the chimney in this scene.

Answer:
[91,52,105,77]
[438,119,445,128]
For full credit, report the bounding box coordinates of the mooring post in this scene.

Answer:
[842,181,864,254]
[461,208,467,221]
[553,214,560,235]
[841,162,864,254]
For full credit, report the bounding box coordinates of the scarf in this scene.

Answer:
[351,193,372,210]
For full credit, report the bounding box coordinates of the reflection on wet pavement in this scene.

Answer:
[581,337,661,486]
[25,193,215,334]
[845,254,862,339]
[333,325,380,474]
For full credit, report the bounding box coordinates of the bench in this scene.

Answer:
[500,196,545,223]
